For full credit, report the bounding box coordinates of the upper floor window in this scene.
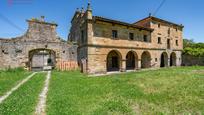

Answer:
[129,33,134,40]
[176,28,178,32]
[81,30,85,43]
[158,23,161,28]
[176,40,178,46]
[112,30,118,39]
[143,35,148,42]
[168,28,170,35]
[158,37,161,44]
[167,39,171,49]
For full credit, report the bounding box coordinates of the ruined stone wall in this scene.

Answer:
[0,18,77,69]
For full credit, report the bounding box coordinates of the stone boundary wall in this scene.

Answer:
[182,54,204,66]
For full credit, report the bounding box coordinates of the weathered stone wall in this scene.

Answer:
[182,54,204,66]
[85,17,182,74]
[150,20,183,50]
[93,21,152,45]
[86,47,182,74]
[0,18,77,70]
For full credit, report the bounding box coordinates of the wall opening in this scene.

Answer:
[160,52,168,67]
[29,49,56,71]
[126,51,138,70]
[170,52,176,66]
[107,50,121,72]
[141,51,151,68]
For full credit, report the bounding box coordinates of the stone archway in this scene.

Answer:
[126,51,138,70]
[29,49,56,71]
[141,51,151,68]
[170,52,176,66]
[160,52,168,67]
[107,50,122,72]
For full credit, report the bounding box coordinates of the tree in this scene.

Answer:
[183,39,204,56]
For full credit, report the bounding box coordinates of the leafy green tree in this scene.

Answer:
[183,39,204,56]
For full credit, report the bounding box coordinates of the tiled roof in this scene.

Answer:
[134,16,184,28]
[93,16,154,32]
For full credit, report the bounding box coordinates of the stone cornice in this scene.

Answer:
[79,44,183,51]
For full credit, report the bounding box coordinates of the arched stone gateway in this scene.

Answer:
[160,52,168,67]
[126,51,138,70]
[107,50,122,72]
[141,51,151,68]
[170,52,176,66]
[29,49,56,71]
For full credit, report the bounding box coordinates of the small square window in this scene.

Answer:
[155,58,158,62]
[176,40,178,46]
[112,30,118,39]
[129,33,134,40]
[143,35,148,42]
[158,37,161,44]
[176,28,178,32]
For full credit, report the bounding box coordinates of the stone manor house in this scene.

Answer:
[69,3,183,74]
[0,3,183,74]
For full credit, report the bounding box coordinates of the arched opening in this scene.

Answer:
[170,52,176,66]
[107,50,122,72]
[160,52,168,67]
[126,51,138,70]
[141,51,151,68]
[29,49,56,71]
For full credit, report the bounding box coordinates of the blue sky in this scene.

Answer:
[0,0,203,42]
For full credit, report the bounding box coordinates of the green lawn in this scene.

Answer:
[0,72,46,115]
[0,68,31,96]
[47,66,204,115]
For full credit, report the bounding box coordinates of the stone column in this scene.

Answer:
[168,58,170,67]
[121,59,126,72]
[138,59,141,69]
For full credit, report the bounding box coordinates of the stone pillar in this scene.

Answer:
[138,59,141,69]
[168,58,170,67]
[121,59,126,72]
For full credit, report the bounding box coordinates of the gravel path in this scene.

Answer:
[0,72,37,104]
[35,71,51,115]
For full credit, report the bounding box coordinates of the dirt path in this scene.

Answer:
[35,71,51,115]
[0,72,37,104]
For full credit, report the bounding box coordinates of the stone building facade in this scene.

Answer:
[69,3,184,74]
[0,17,77,70]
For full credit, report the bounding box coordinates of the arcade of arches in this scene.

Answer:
[106,50,178,72]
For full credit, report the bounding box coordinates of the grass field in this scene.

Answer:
[0,67,203,115]
[47,66,204,115]
[0,68,31,96]
[0,72,46,115]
